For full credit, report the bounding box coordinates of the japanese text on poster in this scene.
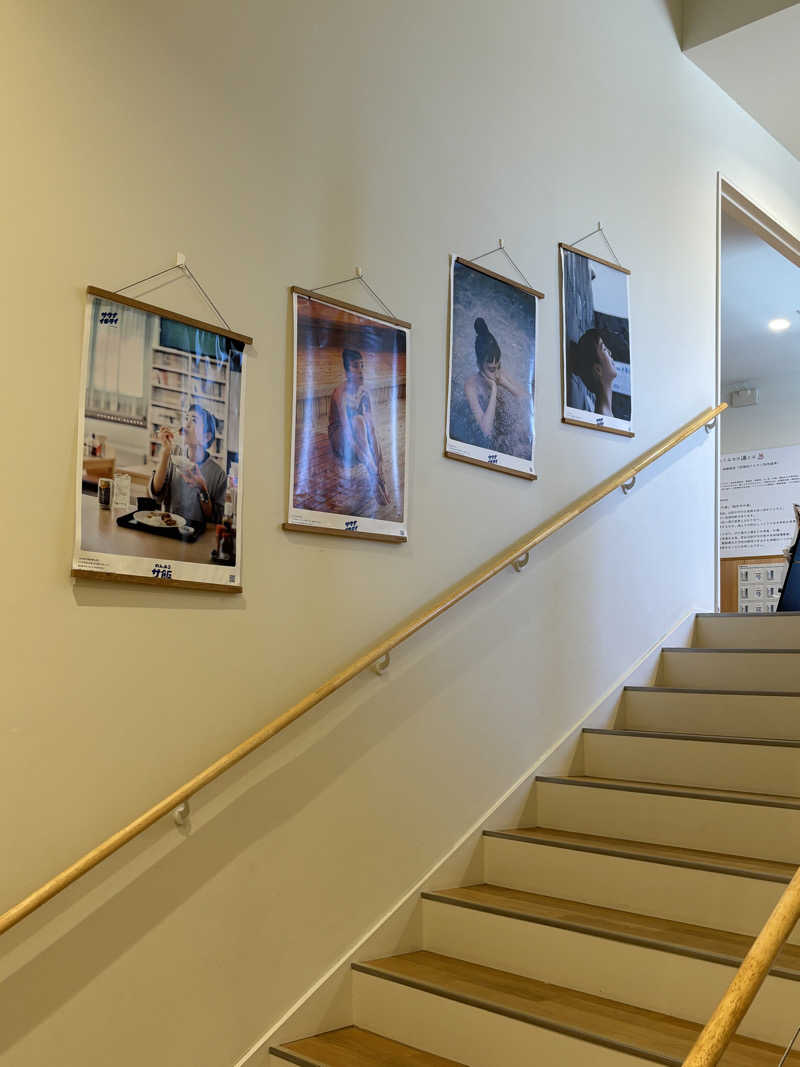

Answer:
[720,445,800,558]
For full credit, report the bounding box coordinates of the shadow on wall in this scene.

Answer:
[663,0,683,44]
[0,427,707,1058]
[0,531,556,1058]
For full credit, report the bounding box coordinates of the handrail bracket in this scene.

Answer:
[511,550,531,573]
[173,800,190,828]
[372,652,390,676]
[621,475,636,495]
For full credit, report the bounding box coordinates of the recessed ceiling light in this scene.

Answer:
[769,318,791,332]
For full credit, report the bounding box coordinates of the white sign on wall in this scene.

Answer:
[720,444,800,558]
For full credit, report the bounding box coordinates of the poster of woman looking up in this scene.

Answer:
[445,256,541,479]
[560,242,633,437]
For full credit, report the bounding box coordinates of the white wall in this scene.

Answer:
[721,372,800,452]
[2,2,800,1065]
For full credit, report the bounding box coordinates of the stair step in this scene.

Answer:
[422,883,800,976]
[271,1026,465,1065]
[279,617,800,1065]
[534,774,800,865]
[621,686,800,739]
[583,729,800,796]
[588,727,800,747]
[485,826,796,883]
[694,612,800,649]
[659,647,800,691]
[420,885,800,1042]
[540,773,800,811]
[353,951,800,1066]
[483,826,799,942]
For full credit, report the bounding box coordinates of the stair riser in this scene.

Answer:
[422,900,797,1045]
[483,837,798,943]
[694,615,800,650]
[622,687,800,738]
[584,733,800,797]
[659,651,800,691]
[536,779,800,865]
[622,689,800,738]
[353,971,649,1067]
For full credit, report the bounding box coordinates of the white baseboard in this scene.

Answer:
[239,605,700,1066]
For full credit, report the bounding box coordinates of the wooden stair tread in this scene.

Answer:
[354,951,800,1066]
[625,685,800,697]
[423,884,800,977]
[664,647,800,654]
[486,826,797,882]
[272,1026,465,1065]
[695,611,800,617]
[538,773,800,809]
[585,727,800,747]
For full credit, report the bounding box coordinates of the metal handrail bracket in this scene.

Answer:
[511,550,530,572]
[372,653,390,676]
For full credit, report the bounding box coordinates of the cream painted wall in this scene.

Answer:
[2,2,800,1065]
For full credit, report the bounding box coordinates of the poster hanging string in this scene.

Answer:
[470,238,535,290]
[115,264,177,294]
[115,256,232,330]
[310,267,396,319]
[569,222,622,267]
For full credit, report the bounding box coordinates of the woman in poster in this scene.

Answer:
[463,317,530,457]
[567,327,618,416]
[150,404,227,526]
[327,347,391,507]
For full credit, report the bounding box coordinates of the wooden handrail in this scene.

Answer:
[0,403,725,938]
[684,871,800,1064]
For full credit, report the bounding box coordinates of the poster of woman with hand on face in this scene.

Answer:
[445,255,541,480]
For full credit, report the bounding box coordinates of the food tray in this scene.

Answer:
[116,511,202,543]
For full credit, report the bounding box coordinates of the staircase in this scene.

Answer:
[270,613,800,1066]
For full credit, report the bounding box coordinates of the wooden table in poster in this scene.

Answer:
[80,494,217,563]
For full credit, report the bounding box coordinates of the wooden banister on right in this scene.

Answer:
[0,403,726,939]
[683,868,800,1065]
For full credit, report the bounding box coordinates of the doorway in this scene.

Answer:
[717,179,800,612]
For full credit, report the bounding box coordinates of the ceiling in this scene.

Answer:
[721,211,800,386]
[684,3,800,160]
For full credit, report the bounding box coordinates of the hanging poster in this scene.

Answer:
[720,445,800,558]
[72,287,251,591]
[445,256,540,479]
[285,288,410,542]
[559,243,633,437]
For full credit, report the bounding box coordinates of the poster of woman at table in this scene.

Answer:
[72,287,252,591]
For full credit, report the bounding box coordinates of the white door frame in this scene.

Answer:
[715,175,800,609]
